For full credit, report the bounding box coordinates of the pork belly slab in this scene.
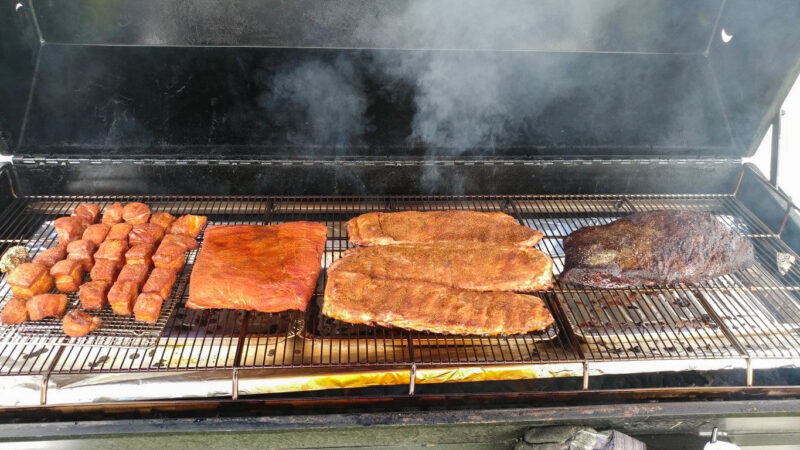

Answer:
[329,244,553,292]
[346,211,542,247]
[323,271,554,335]
[188,223,327,312]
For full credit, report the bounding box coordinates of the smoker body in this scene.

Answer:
[2,1,800,447]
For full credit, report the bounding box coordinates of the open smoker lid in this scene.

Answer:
[2,0,800,159]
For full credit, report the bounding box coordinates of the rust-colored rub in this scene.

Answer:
[346,211,543,247]
[188,223,327,312]
[323,271,553,335]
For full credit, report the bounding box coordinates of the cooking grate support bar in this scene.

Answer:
[0,194,799,397]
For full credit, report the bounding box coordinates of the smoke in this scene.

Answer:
[256,56,368,148]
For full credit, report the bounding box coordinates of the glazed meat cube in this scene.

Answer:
[142,267,177,299]
[152,243,186,272]
[134,293,163,324]
[90,259,119,283]
[94,239,128,268]
[62,310,102,337]
[7,263,54,299]
[72,203,100,226]
[79,281,110,310]
[168,215,207,238]
[161,233,198,251]
[82,223,110,246]
[122,202,151,225]
[102,202,124,225]
[1,298,28,324]
[27,294,67,320]
[125,244,154,266]
[50,259,84,293]
[53,217,85,245]
[108,281,139,315]
[66,239,97,271]
[150,212,176,230]
[106,223,133,242]
[32,245,67,269]
[129,223,165,247]
[118,264,149,289]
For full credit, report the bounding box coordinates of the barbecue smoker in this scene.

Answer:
[1,0,800,447]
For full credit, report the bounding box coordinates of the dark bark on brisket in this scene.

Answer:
[560,210,755,288]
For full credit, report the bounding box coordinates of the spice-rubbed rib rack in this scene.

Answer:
[1,194,799,391]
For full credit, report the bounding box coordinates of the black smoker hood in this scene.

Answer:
[2,0,800,164]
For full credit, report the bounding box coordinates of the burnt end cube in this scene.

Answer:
[53,217,85,245]
[152,243,186,272]
[106,223,133,242]
[27,294,67,321]
[50,259,84,293]
[129,223,165,247]
[108,281,139,315]
[90,259,120,283]
[125,244,155,267]
[71,203,101,226]
[32,245,67,269]
[1,298,29,324]
[122,202,151,225]
[82,223,110,246]
[102,202,124,225]
[117,264,149,289]
[162,233,198,251]
[79,281,110,311]
[168,215,207,238]
[134,293,163,324]
[150,212,176,230]
[67,239,97,271]
[142,267,177,300]
[94,239,129,269]
[8,263,54,299]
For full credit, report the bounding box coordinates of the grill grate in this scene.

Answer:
[0,194,798,377]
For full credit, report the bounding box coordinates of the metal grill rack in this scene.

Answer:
[0,194,798,387]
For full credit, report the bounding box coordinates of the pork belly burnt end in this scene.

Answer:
[62,310,102,337]
[90,259,120,283]
[72,203,101,226]
[102,202,124,225]
[125,244,155,266]
[150,212,176,230]
[27,294,67,320]
[94,239,129,269]
[82,223,110,246]
[106,223,133,242]
[117,264,149,289]
[168,215,208,238]
[8,263,54,299]
[108,281,139,315]
[152,243,186,272]
[33,245,67,269]
[142,267,177,299]
[134,293,163,323]
[67,239,97,271]
[129,223,165,247]
[53,217,85,245]
[1,298,28,324]
[161,234,198,251]
[122,202,151,225]
[50,259,84,293]
[79,281,110,310]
